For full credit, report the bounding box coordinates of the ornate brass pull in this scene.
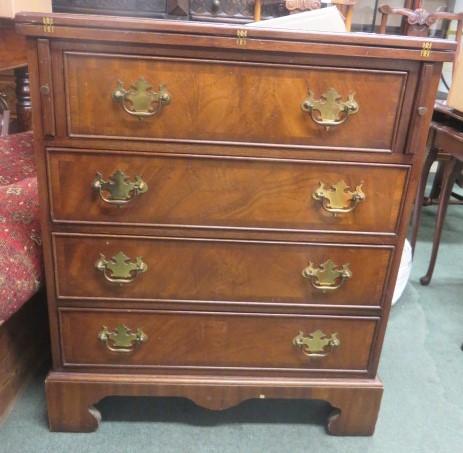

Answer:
[313,179,365,214]
[301,88,359,130]
[112,77,171,120]
[98,324,148,353]
[302,259,352,291]
[91,170,148,206]
[293,329,340,358]
[95,251,148,284]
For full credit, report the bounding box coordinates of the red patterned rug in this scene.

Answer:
[0,132,43,324]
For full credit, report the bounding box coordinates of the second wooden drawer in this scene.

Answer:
[47,148,409,235]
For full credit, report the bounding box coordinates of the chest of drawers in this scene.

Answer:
[16,13,455,435]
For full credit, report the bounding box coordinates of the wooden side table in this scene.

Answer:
[411,104,463,285]
[0,18,31,132]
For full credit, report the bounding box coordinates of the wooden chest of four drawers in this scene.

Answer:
[17,13,455,434]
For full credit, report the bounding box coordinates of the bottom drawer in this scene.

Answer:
[59,308,379,375]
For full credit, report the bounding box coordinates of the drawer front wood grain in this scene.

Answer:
[47,149,408,234]
[53,234,393,308]
[59,308,378,373]
[64,52,409,151]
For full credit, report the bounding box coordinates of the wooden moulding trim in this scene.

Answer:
[64,134,396,153]
[50,231,398,247]
[47,219,400,237]
[15,12,455,52]
[47,370,383,386]
[16,24,455,63]
[55,296,383,312]
[44,371,384,433]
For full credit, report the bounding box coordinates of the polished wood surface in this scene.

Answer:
[0,19,27,71]
[53,234,392,307]
[64,52,409,151]
[59,308,378,373]
[47,149,408,233]
[45,372,383,434]
[17,12,454,434]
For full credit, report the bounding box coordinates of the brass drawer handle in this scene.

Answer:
[313,179,365,214]
[301,88,359,130]
[302,259,352,291]
[293,329,340,358]
[91,170,148,206]
[112,77,171,120]
[95,251,148,284]
[98,324,148,353]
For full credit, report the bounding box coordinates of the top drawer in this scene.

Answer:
[62,52,410,152]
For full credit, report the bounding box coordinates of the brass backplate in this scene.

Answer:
[312,179,365,214]
[293,329,340,357]
[98,324,148,352]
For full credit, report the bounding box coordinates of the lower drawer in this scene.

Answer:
[58,308,378,374]
[52,234,393,308]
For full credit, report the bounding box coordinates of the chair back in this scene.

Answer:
[378,4,463,76]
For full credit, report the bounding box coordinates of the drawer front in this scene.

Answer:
[47,149,408,234]
[53,234,393,308]
[59,308,378,373]
[64,52,408,151]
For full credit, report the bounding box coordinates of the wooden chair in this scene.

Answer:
[379,4,463,285]
[251,0,357,31]
[378,5,463,61]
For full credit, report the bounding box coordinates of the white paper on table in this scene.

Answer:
[245,6,347,33]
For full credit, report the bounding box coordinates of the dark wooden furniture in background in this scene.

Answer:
[52,0,288,23]
[378,5,463,287]
[0,99,49,426]
[0,290,49,425]
[17,12,454,435]
[52,0,189,19]
[410,103,463,285]
[0,18,32,133]
[378,5,463,55]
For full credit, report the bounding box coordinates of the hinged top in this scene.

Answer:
[15,12,456,62]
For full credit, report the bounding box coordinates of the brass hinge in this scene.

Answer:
[237,30,247,46]
[43,17,54,33]
[421,42,432,57]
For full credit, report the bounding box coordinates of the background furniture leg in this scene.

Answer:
[410,141,438,253]
[420,158,463,285]
[14,66,31,133]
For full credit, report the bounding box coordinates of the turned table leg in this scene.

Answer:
[14,66,31,133]
[420,157,463,285]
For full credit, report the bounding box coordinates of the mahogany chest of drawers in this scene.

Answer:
[16,13,455,434]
